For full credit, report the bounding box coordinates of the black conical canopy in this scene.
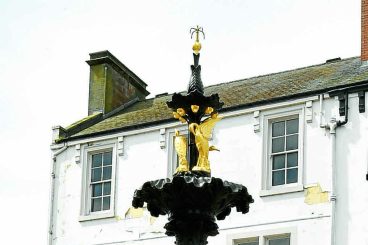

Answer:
[187,54,204,95]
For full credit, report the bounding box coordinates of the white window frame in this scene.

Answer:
[233,236,259,245]
[260,106,305,196]
[228,227,297,245]
[166,126,188,177]
[264,234,292,245]
[79,140,117,221]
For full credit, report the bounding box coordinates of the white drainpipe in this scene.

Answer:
[319,92,348,245]
[48,144,67,245]
[319,94,338,245]
[327,118,338,245]
[319,94,326,128]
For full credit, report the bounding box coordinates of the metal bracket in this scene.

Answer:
[253,111,260,132]
[118,136,124,156]
[305,101,313,123]
[160,129,166,149]
[358,91,365,113]
[75,144,81,163]
[338,94,347,116]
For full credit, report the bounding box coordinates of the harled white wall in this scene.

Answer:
[50,93,368,245]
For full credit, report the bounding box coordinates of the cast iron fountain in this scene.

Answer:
[132,26,254,245]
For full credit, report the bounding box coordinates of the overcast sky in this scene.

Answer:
[0,0,360,244]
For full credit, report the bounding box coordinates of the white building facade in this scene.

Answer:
[50,84,368,245]
[50,4,368,243]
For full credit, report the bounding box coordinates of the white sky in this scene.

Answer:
[0,0,360,244]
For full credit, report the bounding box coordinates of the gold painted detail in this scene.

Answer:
[189,113,222,173]
[191,105,199,113]
[205,107,214,115]
[304,184,329,205]
[190,25,205,55]
[173,109,187,123]
[177,108,186,116]
[174,130,189,173]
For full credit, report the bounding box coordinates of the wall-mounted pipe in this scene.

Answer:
[319,94,326,128]
[48,144,67,245]
[320,92,349,245]
[327,118,338,245]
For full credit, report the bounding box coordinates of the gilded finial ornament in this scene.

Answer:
[190,25,205,55]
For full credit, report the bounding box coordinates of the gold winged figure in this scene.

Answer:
[189,113,222,173]
[174,130,189,173]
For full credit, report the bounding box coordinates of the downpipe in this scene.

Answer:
[319,93,348,245]
[48,144,67,245]
[327,119,337,245]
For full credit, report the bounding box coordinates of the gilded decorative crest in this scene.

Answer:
[189,113,221,172]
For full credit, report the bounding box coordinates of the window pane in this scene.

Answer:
[92,154,102,168]
[103,196,111,210]
[272,170,285,186]
[269,237,290,245]
[91,168,102,182]
[91,198,102,212]
[103,166,112,180]
[287,168,298,184]
[286,118,299,134]
[287,152,298,167]
[272,121,285,137]
[272,137,285,153]
[272,154,285,170]
[103,182,111,195]
[238,242,258,245]
[286,135,298,150]
[92,183,102,197]
[103,151,112,166]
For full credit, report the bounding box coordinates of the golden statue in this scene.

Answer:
[189,113,221,173]
[174,130,189,173]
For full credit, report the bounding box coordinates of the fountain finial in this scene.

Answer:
[190,25,205,57]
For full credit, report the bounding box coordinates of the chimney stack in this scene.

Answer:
[86,51,149,115]
[362,0,368,63]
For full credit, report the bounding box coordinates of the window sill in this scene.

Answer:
[79,211,115,222]
[259,185,304,197]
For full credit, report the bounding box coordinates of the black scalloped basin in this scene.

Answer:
[132,173,254,221]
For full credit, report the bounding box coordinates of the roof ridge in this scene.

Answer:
[204,56,360,90]
[58,56,366,142]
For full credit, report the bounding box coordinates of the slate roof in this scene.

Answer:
[62,57,368,141]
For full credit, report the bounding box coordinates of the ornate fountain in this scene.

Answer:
[132,26,254,245]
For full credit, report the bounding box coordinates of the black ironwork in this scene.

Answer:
[338,94,347,116]
[132,173,253,245]
[132,37,253,245]
[358,91,366,113]
[167,53,224,172]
